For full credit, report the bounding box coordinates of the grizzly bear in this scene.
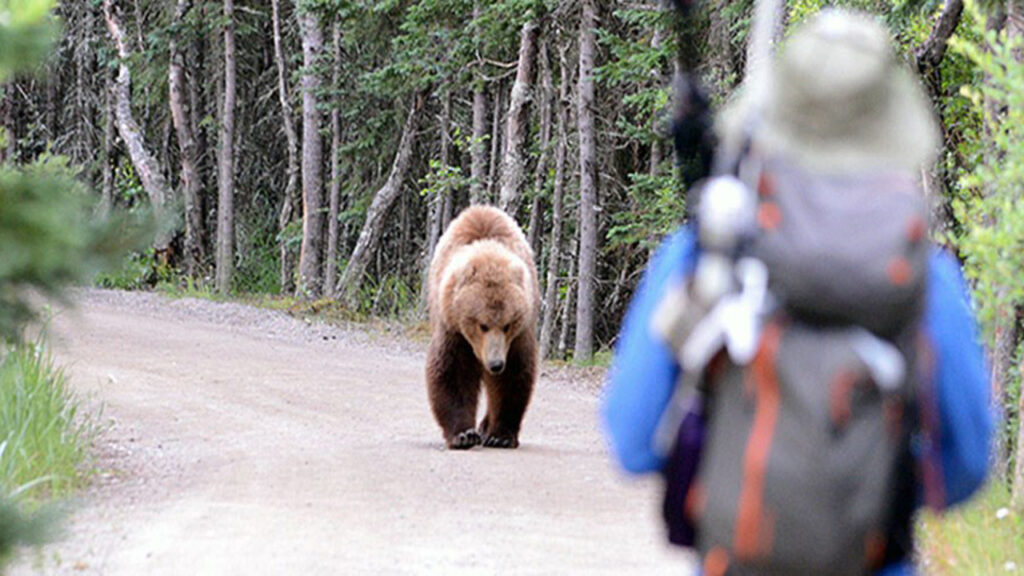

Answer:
[426,205,540,449]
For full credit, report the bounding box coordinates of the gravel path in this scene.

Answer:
[11,289,694,575]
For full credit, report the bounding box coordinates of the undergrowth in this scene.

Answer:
[917,482,1024,575]
[0,341,99,504]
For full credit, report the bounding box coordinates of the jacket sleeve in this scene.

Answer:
[601,228,698,474]
[921,249,992,508]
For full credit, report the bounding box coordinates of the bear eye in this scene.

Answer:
[480,324,489,333]
[502,324,511,333]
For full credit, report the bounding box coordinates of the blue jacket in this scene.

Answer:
[601,227,992,573]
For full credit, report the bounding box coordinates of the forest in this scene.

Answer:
[2,0,1024,510]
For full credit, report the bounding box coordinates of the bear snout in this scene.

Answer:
[482,332,509,375]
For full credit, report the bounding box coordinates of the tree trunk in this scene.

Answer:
[649,20,665,174]
[471,87,488,205]
[102,0,174,254]
[1016,353,1024,507]
[498,20,540,216]
[1007,0,1024,509]
[539,47,569,360]
[324,23,343,299]
[915,0,965,240]
[338,93,426,308]
[169,0,205,277]
[272,0,301,294]
[558,238,578,360]
[297,6,325,298]
[101,82,115,216]
[526,38,553,262]
[574,0,599,363]
[214,0,236,294]
[188,12,210,257]
[425,91,452,276]
[470,1,488,205]
[2,84,15,163]
[744,0,784,97]
[488,82,503,203]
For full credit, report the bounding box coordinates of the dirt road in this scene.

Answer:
[13,290,694,575]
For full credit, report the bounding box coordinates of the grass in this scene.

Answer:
[0,341,100,503]
[917,482,1024,575]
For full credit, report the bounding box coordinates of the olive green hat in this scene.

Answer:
[719,9,940,174]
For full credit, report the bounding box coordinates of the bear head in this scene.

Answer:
[440,240,532,376]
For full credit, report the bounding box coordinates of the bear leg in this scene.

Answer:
[426,331,484,449]
[479,333,537,449]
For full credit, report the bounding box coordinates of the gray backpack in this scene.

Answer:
[688,160,930,575]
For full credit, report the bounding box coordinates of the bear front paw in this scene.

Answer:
[482,434,519,449]
[447,429,482,450]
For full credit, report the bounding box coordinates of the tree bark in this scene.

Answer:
[2,84,14,163]
[297,5,325,298]
[1007,0,1024,509]
[214,0,236,294]
[102,0,174,254]
[539,47,569,360]
[425,91,452,277]
[526,38,553,262]
[188,10,210,256]
[488,82,503,203]
[915,0,965,240]
[101,82,115,217]
[471,87,488,205]
[169,0,205,277]
[498,20,540,216]
[574,0,599,363]
[272,0,301,294]
[558,238,578,360]
[470,1,488,205]
[325,22,343,299]
[744,0,784,97]
[338,93,426,308]
[1016,350,1024,507]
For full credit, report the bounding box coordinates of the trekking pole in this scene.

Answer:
[653,0,783,457]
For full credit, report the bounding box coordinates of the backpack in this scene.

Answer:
[657,159,931,575]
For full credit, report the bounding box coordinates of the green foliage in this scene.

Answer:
[354,273,418,319]
[0,0,140,565]
[94,249,174,291]
[606,164,686,252]
[951,13,1024,341]
[420,158,469,204]
[0,494,53,567]
[0,0,56,82]
[234,213,283,295]
[0,341,99,501]
[917,482,1024,575]
[0,155,150,341]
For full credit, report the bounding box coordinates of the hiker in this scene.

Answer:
[602,9,991,576]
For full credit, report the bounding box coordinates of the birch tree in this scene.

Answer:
[498,19,540,216]
[102,0,174,255]
[215,0,237,294]
[297,3,325,298]
[574,0,599,363]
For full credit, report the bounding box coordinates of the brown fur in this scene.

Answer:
[426,205,540,449]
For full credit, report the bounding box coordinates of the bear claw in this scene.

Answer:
[482,434,519,449]
[448,429,482,450]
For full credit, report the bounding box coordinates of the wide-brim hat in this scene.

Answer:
[718,9,940,174]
